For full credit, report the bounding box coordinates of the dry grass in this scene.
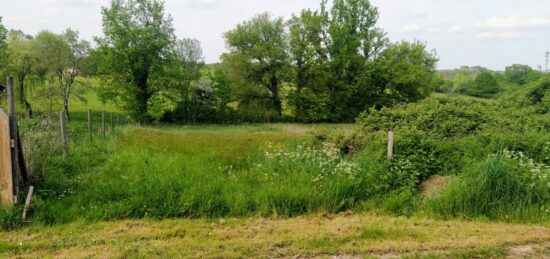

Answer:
[1,213,550,258]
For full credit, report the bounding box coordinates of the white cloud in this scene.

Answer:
[400,24,422,32]
[475,15,550,29]
[476,31,521,39]
[447,26,465,33]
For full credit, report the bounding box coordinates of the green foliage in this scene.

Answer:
[31,29,91,120]
[361,91,547,173]
[371,41,437,106]
[287,9,331,122]
[96,0,175,123]
[464,71,500,98]
[426,153,550,221]
[284,0,436,122]
[505,64,534,85]
[501,74,550,114]
[223,13,289,117]
[161,38,205,122]
[6,30,35,108]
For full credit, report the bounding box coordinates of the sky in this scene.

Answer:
[1,0,549,70]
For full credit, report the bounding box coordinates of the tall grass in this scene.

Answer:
[425,154,550,222]
[26,126,380,224]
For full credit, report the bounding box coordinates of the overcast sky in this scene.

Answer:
[1,0,550,70]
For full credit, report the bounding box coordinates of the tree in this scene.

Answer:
[34,31,71,117]
[465,71,500,98]
[59,29,90,120]
[223,13,290,117]
[97,0,175,123]
[371,41,437,105]
[188,78,218,123]
[34,30,89,120]
[6,30,35,115]
[165,38,204,122]
[505,64,534,85]
[210,66,233,113]
[324,0,388,121]
[288,9,331,122]
[287,0,388,122]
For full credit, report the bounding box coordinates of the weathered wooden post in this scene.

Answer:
[60,112,68,156]
[88,109,93,141]
[7,76,20,203]
[101,110,106,137]
[387,130,394,160]
[0,109,13,206]
[21,186,34,220]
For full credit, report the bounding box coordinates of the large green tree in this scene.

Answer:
[324,0,387,121]
[465,71,500,98]
[97,0,175,123]
[6,30,35,114]
[164,38,204,122]
[34,29,89,120]
[223,13,290,117]
[287,0,388,122]
[288,9,331,122]
[371,41,438,106]
[34,31,70,117]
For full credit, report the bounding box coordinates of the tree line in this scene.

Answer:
[2,0,439,123]
[434,64,548,99]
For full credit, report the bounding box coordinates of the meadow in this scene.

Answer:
[0,76,548,257]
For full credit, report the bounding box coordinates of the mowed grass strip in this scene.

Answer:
[1,213,550,258]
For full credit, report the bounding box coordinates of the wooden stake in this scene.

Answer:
[87,109,92,141]
[387,130,394,161]
[60,112,68,156]
[21,186,34,220]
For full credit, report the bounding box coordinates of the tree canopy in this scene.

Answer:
[223,13,290,117]
[96,0,175,123]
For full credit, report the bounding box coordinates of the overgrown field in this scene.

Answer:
[0,76,547,257]
[1,76,549,228]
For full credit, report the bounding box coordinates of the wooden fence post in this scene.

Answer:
[60,112,68,156]
[387,130,394,161]
[7,76,20,203]
[101,110,106,137]
[21,186,34,220]
[88,109,92,141]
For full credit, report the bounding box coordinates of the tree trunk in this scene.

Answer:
[49,81,54,119]
[135,77,150,124]
[270,75,282,117]
[63,98,70,121]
